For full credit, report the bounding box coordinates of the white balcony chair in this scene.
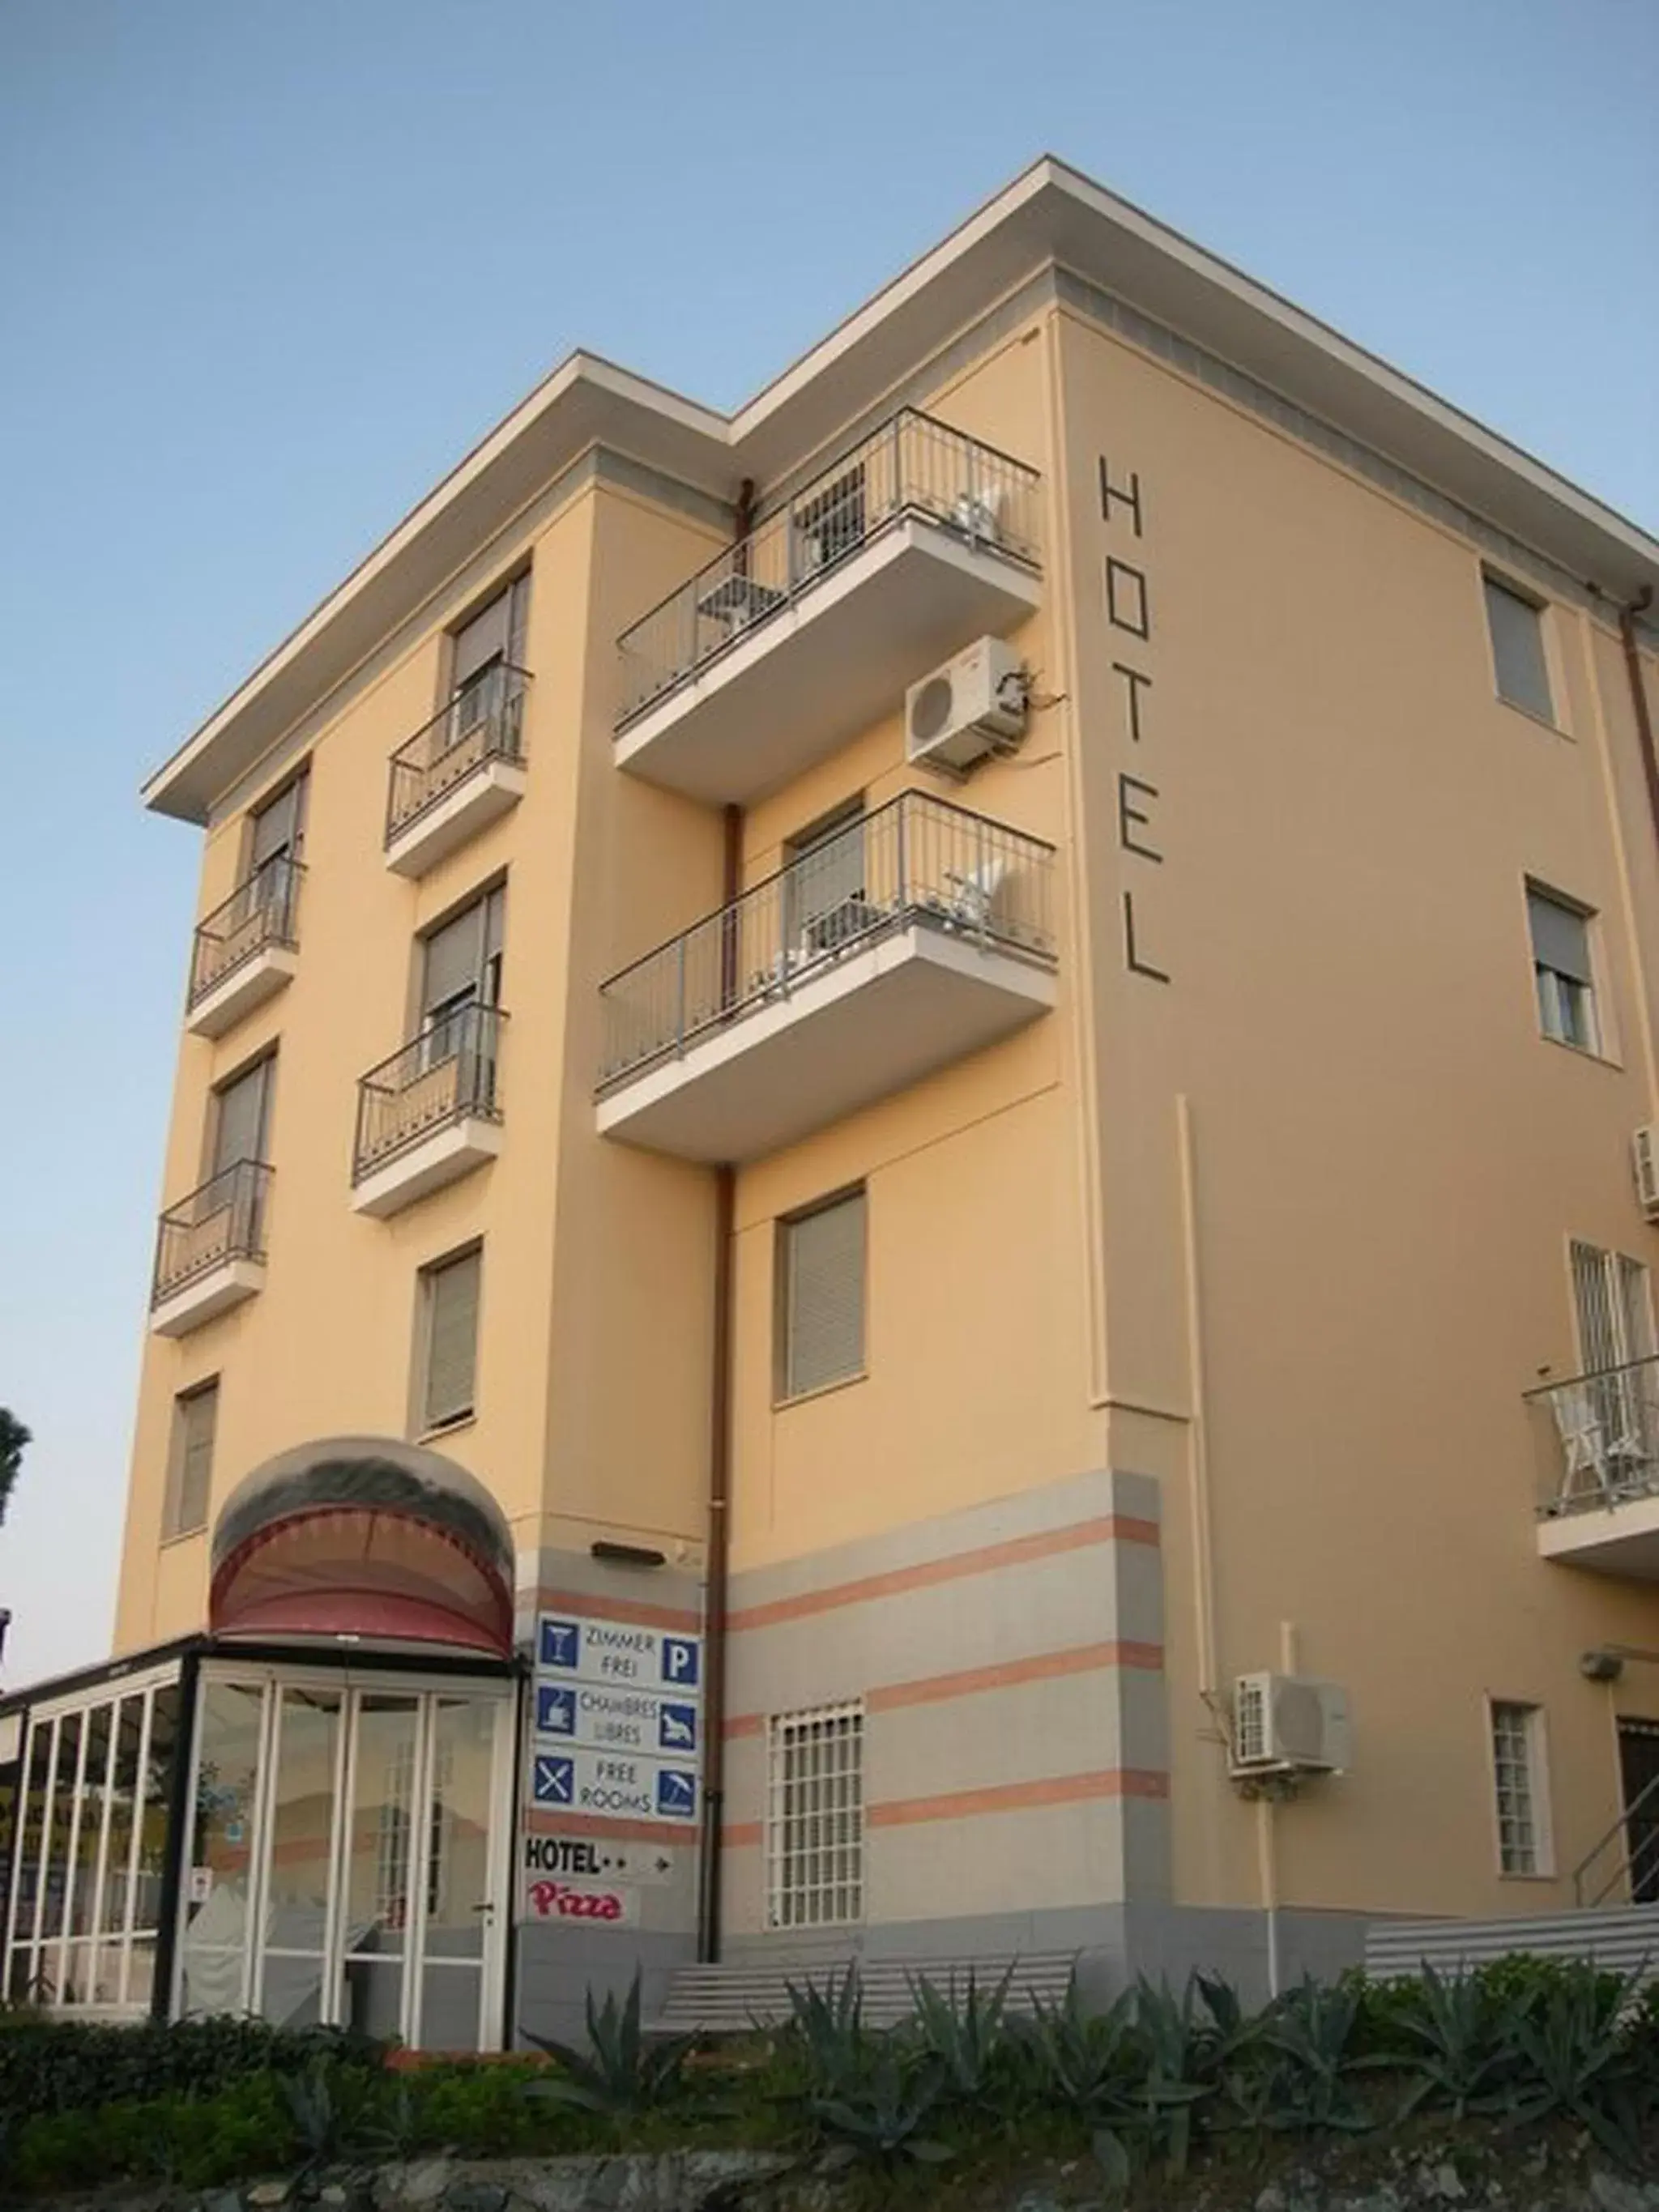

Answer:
[941,859,1009,934]
[1547,1383,1616,1511]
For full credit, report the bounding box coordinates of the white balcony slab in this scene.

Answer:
[151,1258,265,1338]
[615,518,1042,807]
[597,925,1055,1164]
[385,759,527,878]
[186,945,296,1038]
[1537,1492,1659,1580]
[352,1117,502,1217]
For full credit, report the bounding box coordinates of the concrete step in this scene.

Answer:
[653,1949,1079,2034]
[1364,1901,1659,1983]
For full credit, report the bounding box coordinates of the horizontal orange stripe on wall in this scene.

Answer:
[728,1515,1158,1636]
[723,1822,764,1849]
[723,1639,1164,1737]
[531,1588,702,1633]
[868,1768,1168,1830]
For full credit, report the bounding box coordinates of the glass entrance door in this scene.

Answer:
[176,1669,512,2050]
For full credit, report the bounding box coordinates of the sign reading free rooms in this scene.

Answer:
[531,1613,702,1826]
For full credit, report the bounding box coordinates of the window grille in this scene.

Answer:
[766,1703,864,1929]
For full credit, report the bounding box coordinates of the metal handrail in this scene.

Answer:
[187,856,304,1006]
[1574,1765,1659,1907]
[385,660,531,844]
[152,1159,272,1304]
[1525,1353,1659,1520]
[615,407,1042,727]
[597,789,1056,1089]
[353,1002,506,1179]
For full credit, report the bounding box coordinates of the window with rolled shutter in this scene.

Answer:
[452,575,530,689]
[165,1381,218,1538]
[1484,576,1554,722]
[1526,887,1597,1051]
[211,1058,272,1178]
[422,1247,481,1430]
[779,1189,866,1400]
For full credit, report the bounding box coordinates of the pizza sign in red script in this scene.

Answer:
[527,1879,629,1921]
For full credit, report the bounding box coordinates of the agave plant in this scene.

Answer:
[906,1963,1015,2099]
[1390,1964,1519,2121]
[778,1968,872,2101]
[1507,1963,1653,2168]
[1230,1977,1380,2137]
[811,2039,953,2173]
[1016,1980,1145,2124]
[523,1971,693,2116]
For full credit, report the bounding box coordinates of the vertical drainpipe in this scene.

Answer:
[1617,587,1659,855]
[697,477,754,1961]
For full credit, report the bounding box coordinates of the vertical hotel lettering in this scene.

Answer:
[1101,455,1169,982]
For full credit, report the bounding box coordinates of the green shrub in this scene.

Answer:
[0,2014,386,2120]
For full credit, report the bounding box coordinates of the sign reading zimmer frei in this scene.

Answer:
[529,1613,702,1826]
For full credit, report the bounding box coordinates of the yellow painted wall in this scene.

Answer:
[113,281,1659,1938]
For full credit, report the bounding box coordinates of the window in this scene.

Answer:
[1527,887,1598,1051]
[450,575,530,729]
[1489,1700,1550,1876]
[419,1246,481,1432]
[1571,1240,1655,1376]
[777,1187,867,1400]
[766,1703,864,1928]
[1484,574,1554,722]
[210,1055,274,1178]
[249,770,308,877]
[785,799,868,955]
[420,886,505,1034]
[164,1381,219,1539]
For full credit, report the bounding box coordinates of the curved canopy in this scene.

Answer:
[210,1436,515,1656]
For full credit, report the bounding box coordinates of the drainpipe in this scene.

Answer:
[1617,587,1659,856]
[697,800,744,1963]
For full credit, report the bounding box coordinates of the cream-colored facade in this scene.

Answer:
[13,159,1659,2041]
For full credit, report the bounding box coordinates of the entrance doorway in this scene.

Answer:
[1618,1719,1659,1906]
[176,1666,514,2050]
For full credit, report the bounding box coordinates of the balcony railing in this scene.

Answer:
[599,791,1055,1089]
[1526,1355,1659,1519]
[188,856,303,1007]
[386,661,530,843]
[616,410,1042,727]
[152,1159,271,1306]
[353,1003,506,1180]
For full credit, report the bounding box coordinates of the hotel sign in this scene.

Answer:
[530,1611,703,1827]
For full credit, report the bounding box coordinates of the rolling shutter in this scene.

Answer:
[783,1190,866,1398]
[424,1249,481,1429]
[168,1383,218,1537]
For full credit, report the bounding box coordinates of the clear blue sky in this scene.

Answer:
[1,0,1654,1688]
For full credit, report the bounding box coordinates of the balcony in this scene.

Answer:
[151,1160,271,1336]
[1528,1357,1659,1579]
[384,663,530,877]
[596,791,1056,1162]
[185,858,303,1038]
[352,1004,505,1217]
[614,411,1043,805]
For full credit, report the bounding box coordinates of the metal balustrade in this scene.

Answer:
[386,662,530,843]
[1526,1354,1659,1518]
[188,857,304,1006]
[616,410,1042,727]
[598,791,1055,1089]
[353,1003,506,1179]
[152,1159,271,1305]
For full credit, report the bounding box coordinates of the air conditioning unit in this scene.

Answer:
[905,637,1027,777]
[1635,1127,1659,1222]
[1230,1673,1351,1776]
